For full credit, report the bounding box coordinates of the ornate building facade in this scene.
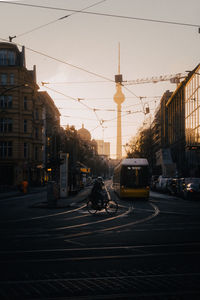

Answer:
[0,42,61,188]
[0,42,44,187]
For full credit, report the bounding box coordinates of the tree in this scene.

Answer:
[125,127,153,170]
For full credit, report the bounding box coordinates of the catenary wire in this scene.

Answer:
[44,85,144,114]
[1,1,200,28]
[0,37,114,83]
[11,0,108,39]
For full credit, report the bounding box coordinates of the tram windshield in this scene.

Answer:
[120,165,149,188]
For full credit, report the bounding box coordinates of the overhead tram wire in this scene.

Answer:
[8,0,108,40]
[1,1,200,29]
[90,109,144,133]
[0,36,143,127]
[0,37,114,84]
[43,85,93,111]
[123,85,145,113]
[41,80,109,85]
[43,85,108,127]
[44,85,143,114]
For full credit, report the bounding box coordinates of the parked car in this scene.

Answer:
[181,177,200,200]
[183,182,200,200]
[167,178,178,195]
[156,175,170,193]
[150,175,159,191]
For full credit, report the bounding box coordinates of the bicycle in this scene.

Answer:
[86,191,118,215]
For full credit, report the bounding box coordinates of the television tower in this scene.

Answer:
[113,43,125,160]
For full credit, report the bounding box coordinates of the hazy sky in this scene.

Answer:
[1,0,200,157]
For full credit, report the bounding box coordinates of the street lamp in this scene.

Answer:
[0,83,29,96]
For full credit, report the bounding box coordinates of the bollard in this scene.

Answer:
[47,181,58,207]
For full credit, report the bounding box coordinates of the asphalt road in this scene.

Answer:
[0,182,200,299]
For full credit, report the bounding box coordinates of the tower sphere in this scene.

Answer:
[113,83,125,105]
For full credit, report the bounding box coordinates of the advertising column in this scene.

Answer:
[60,153,69,198]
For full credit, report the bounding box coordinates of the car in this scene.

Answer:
[150,175,159,191]
[155,175,170,193]
[183,182,200,200]
[167,178,178,195]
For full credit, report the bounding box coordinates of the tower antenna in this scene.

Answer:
[118,42,120,75]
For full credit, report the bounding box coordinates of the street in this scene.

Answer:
[0,182,200,299]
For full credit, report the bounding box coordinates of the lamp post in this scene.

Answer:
[0,83,29,96]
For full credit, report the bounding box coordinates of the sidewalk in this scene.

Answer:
[0,186,92,209]
[0,186,47,200]
[0,184,92,209]
[34,186,92,209]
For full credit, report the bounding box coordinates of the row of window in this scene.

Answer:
[0,118,12,132]
[0,141,40,160]
[0,95,12,108]
[185,74,200,100]
[0,95,40,116]
[185,107,200,131]
[185,72,200,146]
[0,73,15,85]
[0,118,40,137]
[0,50,16,66]
[167,92,184,144]
[185,126,200,145]
[185,85,200,114]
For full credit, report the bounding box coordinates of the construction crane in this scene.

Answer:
[115,73,186,85]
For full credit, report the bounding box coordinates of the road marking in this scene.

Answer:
[0,204,86,223]
[1,241,200,255]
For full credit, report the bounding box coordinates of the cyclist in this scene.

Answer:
[90,177,104,208]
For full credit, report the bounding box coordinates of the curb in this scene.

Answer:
[30,187,92,209]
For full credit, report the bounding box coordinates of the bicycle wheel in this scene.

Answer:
[105,199,118,214]
[87,199,98,214]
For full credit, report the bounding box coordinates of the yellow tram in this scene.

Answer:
[113,158,150,199]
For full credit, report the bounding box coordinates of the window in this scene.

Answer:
[35,127,39,139]
[0,50,7,65]
[35,108,39,120]
[8,51,16,65]
[24,96,28,110]
[35,146,38,160]
[0,95,12,108]
[24,143,28,158]
[0,74,7,85]
[10,74,14,85]
[0,50,16,65]
[0,118,13,133]
[0,141,12,157]
[24,120,27,133]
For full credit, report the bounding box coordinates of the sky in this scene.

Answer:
[1,0,200,158]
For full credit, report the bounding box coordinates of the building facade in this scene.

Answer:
[166,64,200,177]
[184,64,200,176]
[96,139,110,157]
[152,90,175,176]
[38,91,61,182]
[0,42,45,187]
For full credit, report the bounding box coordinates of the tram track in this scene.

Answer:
[0,269,200,300]
[0,242,200,300]
[1,189,200,299]
[0,201,159,242]
[0,241,200,263]
[0,203,87,224]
